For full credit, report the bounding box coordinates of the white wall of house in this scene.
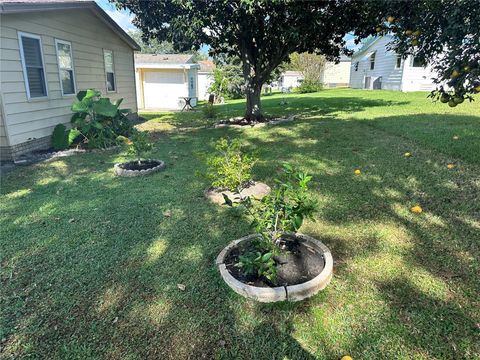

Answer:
[401,57,437,91]
[350,36,438,92]
[0,9,137,150]
[350,36,403,90]
[198,72,213,101]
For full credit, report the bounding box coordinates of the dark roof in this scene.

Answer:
[134,53,193,64]
[198,60,215,72]
[0,0,140,51]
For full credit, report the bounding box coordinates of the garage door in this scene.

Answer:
[143,71,185,109]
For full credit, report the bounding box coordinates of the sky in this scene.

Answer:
[96,1,363,52]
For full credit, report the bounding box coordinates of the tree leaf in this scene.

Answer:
[92,98,118,117]
[67,129,81,145]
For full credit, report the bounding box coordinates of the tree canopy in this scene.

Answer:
[114,0,479,119]
[358,0,480,105]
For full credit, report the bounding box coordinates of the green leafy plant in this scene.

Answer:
[296,80,323,94]
[51,124,69,150]
[201,138,257,192]
[51,124,81,150]
[202,103,218,119]
[118,130,153,163]
[235,251,277,282]
[70,89,135,149]
[224,163,318,283]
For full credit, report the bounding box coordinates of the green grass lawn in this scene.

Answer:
[1,89,479,359]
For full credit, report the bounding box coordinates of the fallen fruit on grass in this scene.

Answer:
[411,206,423,214]
[341,356,353,360]
[354,169,361,175]
[447,164,456,169]
[453,135,459,140]
[404,152,412,157]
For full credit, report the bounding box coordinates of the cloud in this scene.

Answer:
[105,9,136,31]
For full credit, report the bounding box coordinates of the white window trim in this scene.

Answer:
[54,38,77,96]
[103,49,117,93]
[410,56,425,68]
[18,31,48,100]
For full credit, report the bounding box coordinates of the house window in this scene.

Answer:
[55,39,76,95]
[370,52,376,70]
[354,62,359,71]
[103,49,116,91]
[18,32,48,98]
[411,56,424,67]
[190,76,194,90]
[395,55,402,69]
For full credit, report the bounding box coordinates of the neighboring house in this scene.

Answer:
[0,0,140,162]
[135,54,199,110]
[197,59,215,101]
[349,35,438,91]
[278,71,303,89]
[321,56,351,88]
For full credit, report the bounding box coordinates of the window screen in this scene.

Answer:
[20,34,47,98]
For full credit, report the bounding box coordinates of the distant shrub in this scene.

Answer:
[296,80,323,94]
[202,103,218,119]
[200,137,257,192]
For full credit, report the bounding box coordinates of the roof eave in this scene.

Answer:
[0,1,141,51]
[135,63,200,70]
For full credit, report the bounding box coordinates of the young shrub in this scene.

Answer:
[201,138,257,192]
[70,89,135,149]
[51,124,68,150]
[202,103,218,119]
[118,130,153,164]
[224,163,318,283]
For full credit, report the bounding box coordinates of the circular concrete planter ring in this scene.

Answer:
[216,233,333,303]
[205,182,271,205]
[114,159,166,177]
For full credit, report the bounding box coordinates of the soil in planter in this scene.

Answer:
[224,238,325,287]
[118,160,162,171]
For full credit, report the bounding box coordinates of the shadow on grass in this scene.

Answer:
[1,109,479,358]
[138,94,409,133]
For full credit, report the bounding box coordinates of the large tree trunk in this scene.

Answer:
[245,82,263,122]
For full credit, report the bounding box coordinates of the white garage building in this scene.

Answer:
[197,60,215,101]
[135,54,199,110]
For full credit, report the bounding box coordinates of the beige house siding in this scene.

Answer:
[0,8,137,153]
[322,61,351,87]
